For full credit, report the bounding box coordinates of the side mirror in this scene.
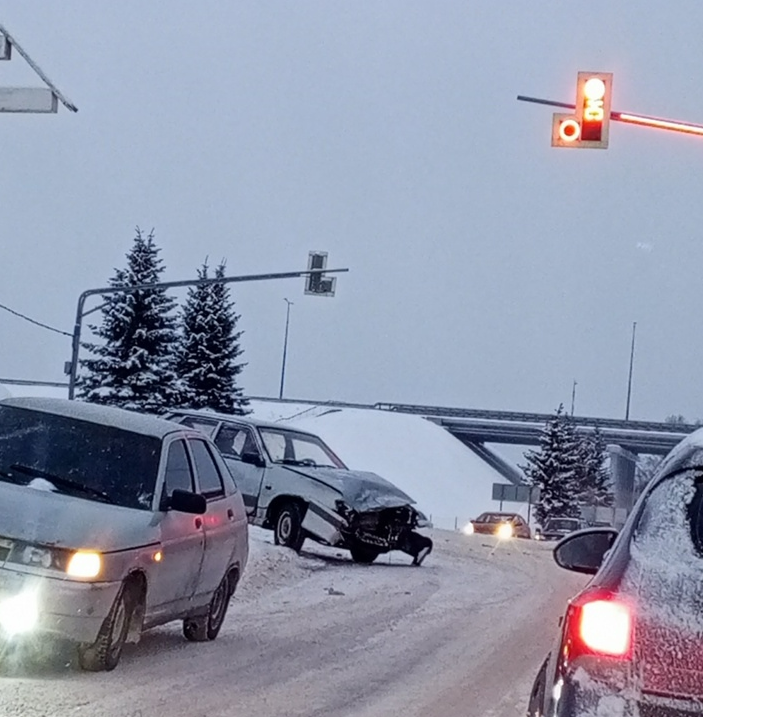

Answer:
[165,489,207,515]
[241,450,265,467]
[553,528,618,575]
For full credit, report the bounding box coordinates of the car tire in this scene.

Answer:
[183,572,232,642]
[527,655,549,717]
[350,543,380,564]
[77,581,136,672]
[274,502,306,552]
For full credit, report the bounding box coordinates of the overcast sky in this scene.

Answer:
[0,2,702,423]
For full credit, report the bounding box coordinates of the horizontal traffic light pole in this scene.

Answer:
[516,94,703,136]
[66,267,349,400]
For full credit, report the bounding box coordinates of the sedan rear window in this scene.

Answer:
[0,406,160,510]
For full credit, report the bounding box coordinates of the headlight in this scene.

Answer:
[463,522,474,535]
[496,523,514,540]
[67,551,102,579]
[7,541,69,571]
[0,590,39,637]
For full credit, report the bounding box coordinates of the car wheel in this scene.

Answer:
[527,655,549,717]
[77,581,136,672]
[183,572,232,642]
[350,543,380,564]
[274,502,306,552]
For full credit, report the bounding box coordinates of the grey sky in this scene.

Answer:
[0,2,702,422]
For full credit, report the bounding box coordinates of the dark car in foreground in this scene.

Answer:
[527,428,703,717]
[463,512,531,539]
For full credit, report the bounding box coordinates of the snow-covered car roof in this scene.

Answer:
[0,397,185,439]
[649,427,702,485]
[166,408,316,435]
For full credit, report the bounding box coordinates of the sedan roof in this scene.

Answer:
[0,397,185,439]
[168,408,317,436]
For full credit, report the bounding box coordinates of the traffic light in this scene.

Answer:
[305,251,336,296]
[551,72,613,149]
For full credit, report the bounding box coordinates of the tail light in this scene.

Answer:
[560,588,634,668]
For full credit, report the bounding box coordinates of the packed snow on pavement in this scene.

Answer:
[0,526,586,717]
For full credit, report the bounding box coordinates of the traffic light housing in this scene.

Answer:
[305,251,336,296]
[551,72,613,149]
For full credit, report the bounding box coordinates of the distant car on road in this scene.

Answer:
[534,517,583,541]
[526,428,703,717]
[463,512,531,539]
[164,409,433,566]
[0,397,249,671]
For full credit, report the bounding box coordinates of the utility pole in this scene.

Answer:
[279,298,293,399]
[625,322,637,420]
[571,379,577,416]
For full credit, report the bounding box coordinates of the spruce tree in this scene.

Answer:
[177,260,249,414]
[575,427,614,507]
[522,405,581,524]
[77,228,181,414]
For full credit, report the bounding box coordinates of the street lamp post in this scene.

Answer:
[66,266,348,399]
[625,322,637,420]
[279,298,293,399]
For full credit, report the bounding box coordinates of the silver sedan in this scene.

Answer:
[0,397,249,671]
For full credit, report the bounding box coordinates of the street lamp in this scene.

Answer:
[279,298,293,399]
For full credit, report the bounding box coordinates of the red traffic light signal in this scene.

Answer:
[551,71,613,149]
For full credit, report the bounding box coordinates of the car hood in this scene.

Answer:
[285,466,418,513]
[0,481,159,551]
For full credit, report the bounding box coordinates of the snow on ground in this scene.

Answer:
[0,525,586,717]
[247,400,529,530]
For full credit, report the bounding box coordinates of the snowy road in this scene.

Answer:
[0,528,586,717]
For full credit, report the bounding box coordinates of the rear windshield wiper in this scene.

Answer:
[9,464,117,505]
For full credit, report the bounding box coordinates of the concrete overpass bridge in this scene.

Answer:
[246,397,698,517]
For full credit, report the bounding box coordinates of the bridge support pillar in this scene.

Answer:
[607,445,638,525]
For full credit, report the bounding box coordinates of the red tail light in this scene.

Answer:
[561,589,634,667]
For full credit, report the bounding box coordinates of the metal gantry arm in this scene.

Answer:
[67,267,349,399]
[0,21,78,113]
[516,94,702,136]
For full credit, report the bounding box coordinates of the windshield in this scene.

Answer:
[258,428,346,469]
[0,406,160,510]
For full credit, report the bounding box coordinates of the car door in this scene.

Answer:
[212,421,267,519]
[187,437,240,600]
[146,438,206,618]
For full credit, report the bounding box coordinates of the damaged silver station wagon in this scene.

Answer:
[165,409,433,566]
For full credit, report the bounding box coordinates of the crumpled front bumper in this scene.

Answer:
[0,565,122,644]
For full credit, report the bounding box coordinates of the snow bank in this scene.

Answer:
[247,400,528,530]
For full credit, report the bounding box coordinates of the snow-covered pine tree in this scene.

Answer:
[177,260,249,414]
[575,427,614,507]
[522,404,581,525]
[77,228,181,414]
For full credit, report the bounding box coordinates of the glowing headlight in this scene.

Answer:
[463,522,475,535]
[0,591,39,636]
[67,551,102,579]
[496,523,514,540]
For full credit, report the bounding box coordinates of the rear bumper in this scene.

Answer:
[0,566,121,644]
[553,667,702,717]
